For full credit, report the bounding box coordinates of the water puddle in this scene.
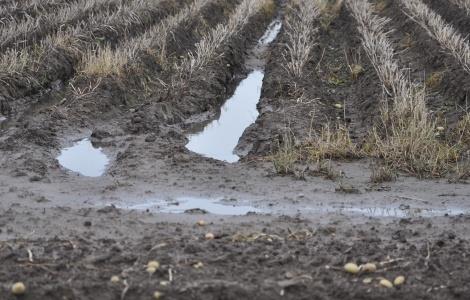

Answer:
[301,205,466,218]
[185,19,282,163]
[258,19,282,45]
[116,195,466,218]
[124,196,260,215]
[186,70,264,162]
[57,138,109,177]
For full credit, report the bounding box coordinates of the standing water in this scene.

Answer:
[186,20,282,162]
[57,138,109,177]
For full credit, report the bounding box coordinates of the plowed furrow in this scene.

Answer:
[376,0,470,123]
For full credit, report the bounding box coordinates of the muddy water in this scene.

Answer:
[57,138,109,177]
[300,205,466,218]
[122,196,260,215]
[116,196,467,217]
[185,20,282,162]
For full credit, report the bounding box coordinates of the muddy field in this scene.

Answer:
[1,0,470,299]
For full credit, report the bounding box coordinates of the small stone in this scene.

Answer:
[437,126,445,131]
[394,275,405,286]
[153,291,163,299]
[147,266,157,274]
[160,281,170,286]
[362,277,373,284]
[196,220,207,226]
[193,261,204,269]
[334,103,343,109]
[344,262,360,274]
[205,232,215,240]
[361,262,377,272]
[11,282,26,295]
[379,279,393,288]
[147,260,160,269]
[110,276,120,283]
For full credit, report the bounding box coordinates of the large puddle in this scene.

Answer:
[122,196,260,216]
[57,138,109,177]
[117,196,467,218]
[185,20,282,163]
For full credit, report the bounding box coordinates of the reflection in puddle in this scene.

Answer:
[119,196,466,218]
[258,19,282,45]
[186,70,264,162]
[185,19,282,163]
[57,138,109,177]
[125,197,260,216]
[302,205,466,218]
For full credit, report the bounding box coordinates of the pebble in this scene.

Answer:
[11,282,26,295]
[379,279,393,288]
[344,263,360,274]
[394,276,405,286]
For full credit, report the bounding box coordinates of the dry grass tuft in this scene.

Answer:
[307,123,359,162]
[177,0,269,77]
[455,112,470,147]
[425,71,444,90]
[271,131,299,175]
[347,0,463,177]
[282,0,320,78]
[450,0,470,15]
[80,46,132,76]
[400,0,470,74]
[370,162,396,183]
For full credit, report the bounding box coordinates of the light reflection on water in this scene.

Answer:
[123,196,260,215]
[185,19,282,163]
[57,138,109,177]
[186,70,264,162]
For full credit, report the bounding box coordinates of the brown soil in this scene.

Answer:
[1,0,470,299]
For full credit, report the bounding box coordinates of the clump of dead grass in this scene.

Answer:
[347,0,463,177]
[370,162,396,183]
[400,0,470,74]
[282,0,320,78]
[306,123,359,162]
[449,0,470,16]
[455,112,470,147]
[271,131,299,175]
[315,0,344,29]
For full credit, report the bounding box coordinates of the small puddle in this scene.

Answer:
[185,19,282,163]
[124,196,260,216]
[57,138,109,177]
[186,70,264,162]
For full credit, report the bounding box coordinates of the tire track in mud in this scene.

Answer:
[375,0,470,126]
[238,1,383,157]
[112,1,279,176]
[0,0,256,178]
